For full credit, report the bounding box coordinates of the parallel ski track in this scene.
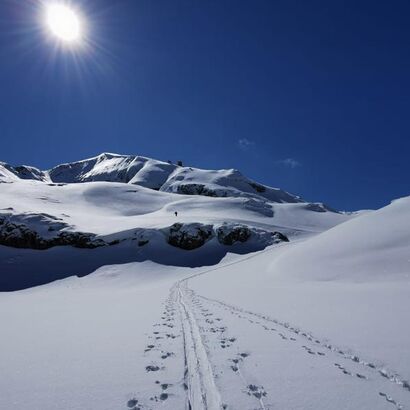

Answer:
[176,281,224,410]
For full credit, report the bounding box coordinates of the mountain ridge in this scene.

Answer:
[1,152,304,204]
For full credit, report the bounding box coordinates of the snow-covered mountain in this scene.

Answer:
[1,152,302,202]
[0,161,50,182]
[0,153,349,290]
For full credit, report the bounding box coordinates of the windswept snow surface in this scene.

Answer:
[272,195,410,281]
[1,196,409,409]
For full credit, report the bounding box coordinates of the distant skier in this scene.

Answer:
[174,211,178,217]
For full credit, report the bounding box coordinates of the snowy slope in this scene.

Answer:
[271,195,410,281]
[0,178,349,291]
[0,161,50,182]
[1,193,409,410]
[159,166,301,202]
[0,162,18,182]
[48,153,175,190]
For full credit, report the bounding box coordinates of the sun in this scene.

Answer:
[45,3,82,43]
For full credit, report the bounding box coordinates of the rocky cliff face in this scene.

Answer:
[165,222,289,250]
[0,213,289,252]
[0,162,50,183]
[0,213,106,250]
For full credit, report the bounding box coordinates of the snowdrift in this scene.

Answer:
[272,196,410,282]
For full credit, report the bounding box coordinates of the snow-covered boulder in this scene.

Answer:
[271,231,289,243]
[216,223,289,246]
[166,223,213,250]
[216,224,251,245]
[242,199,274,217]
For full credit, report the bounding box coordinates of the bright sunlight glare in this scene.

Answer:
[46,3,82,43]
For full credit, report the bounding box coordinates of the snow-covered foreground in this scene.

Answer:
[1,196,410,410]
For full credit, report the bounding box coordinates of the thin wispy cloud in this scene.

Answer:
[276,158,301,169]
[238,138,255,151]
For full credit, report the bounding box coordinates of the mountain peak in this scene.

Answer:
[1,153,303,204]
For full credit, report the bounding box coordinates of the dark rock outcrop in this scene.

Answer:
[304,203,338,213]
[167,223,213,250]
[272,231,289,243]
[242,199,274,217]
[249,182,266,193]
[216,225,251,245]
[0,213,105,250]
[176,184,221,197]
[0,212,289,252]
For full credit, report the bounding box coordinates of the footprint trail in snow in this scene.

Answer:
[128,272,409,410]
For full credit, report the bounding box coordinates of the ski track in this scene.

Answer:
[129,248,409,409]
[184,285,269,410]
[176,280,224,410]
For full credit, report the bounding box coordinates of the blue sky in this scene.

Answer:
[1,0,409,211]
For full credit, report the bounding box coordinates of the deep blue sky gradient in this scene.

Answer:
[1,0,409,210]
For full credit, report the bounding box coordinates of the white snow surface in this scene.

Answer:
[272,195,410,281]
[1,153,409,410]
[0,179,347,237]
